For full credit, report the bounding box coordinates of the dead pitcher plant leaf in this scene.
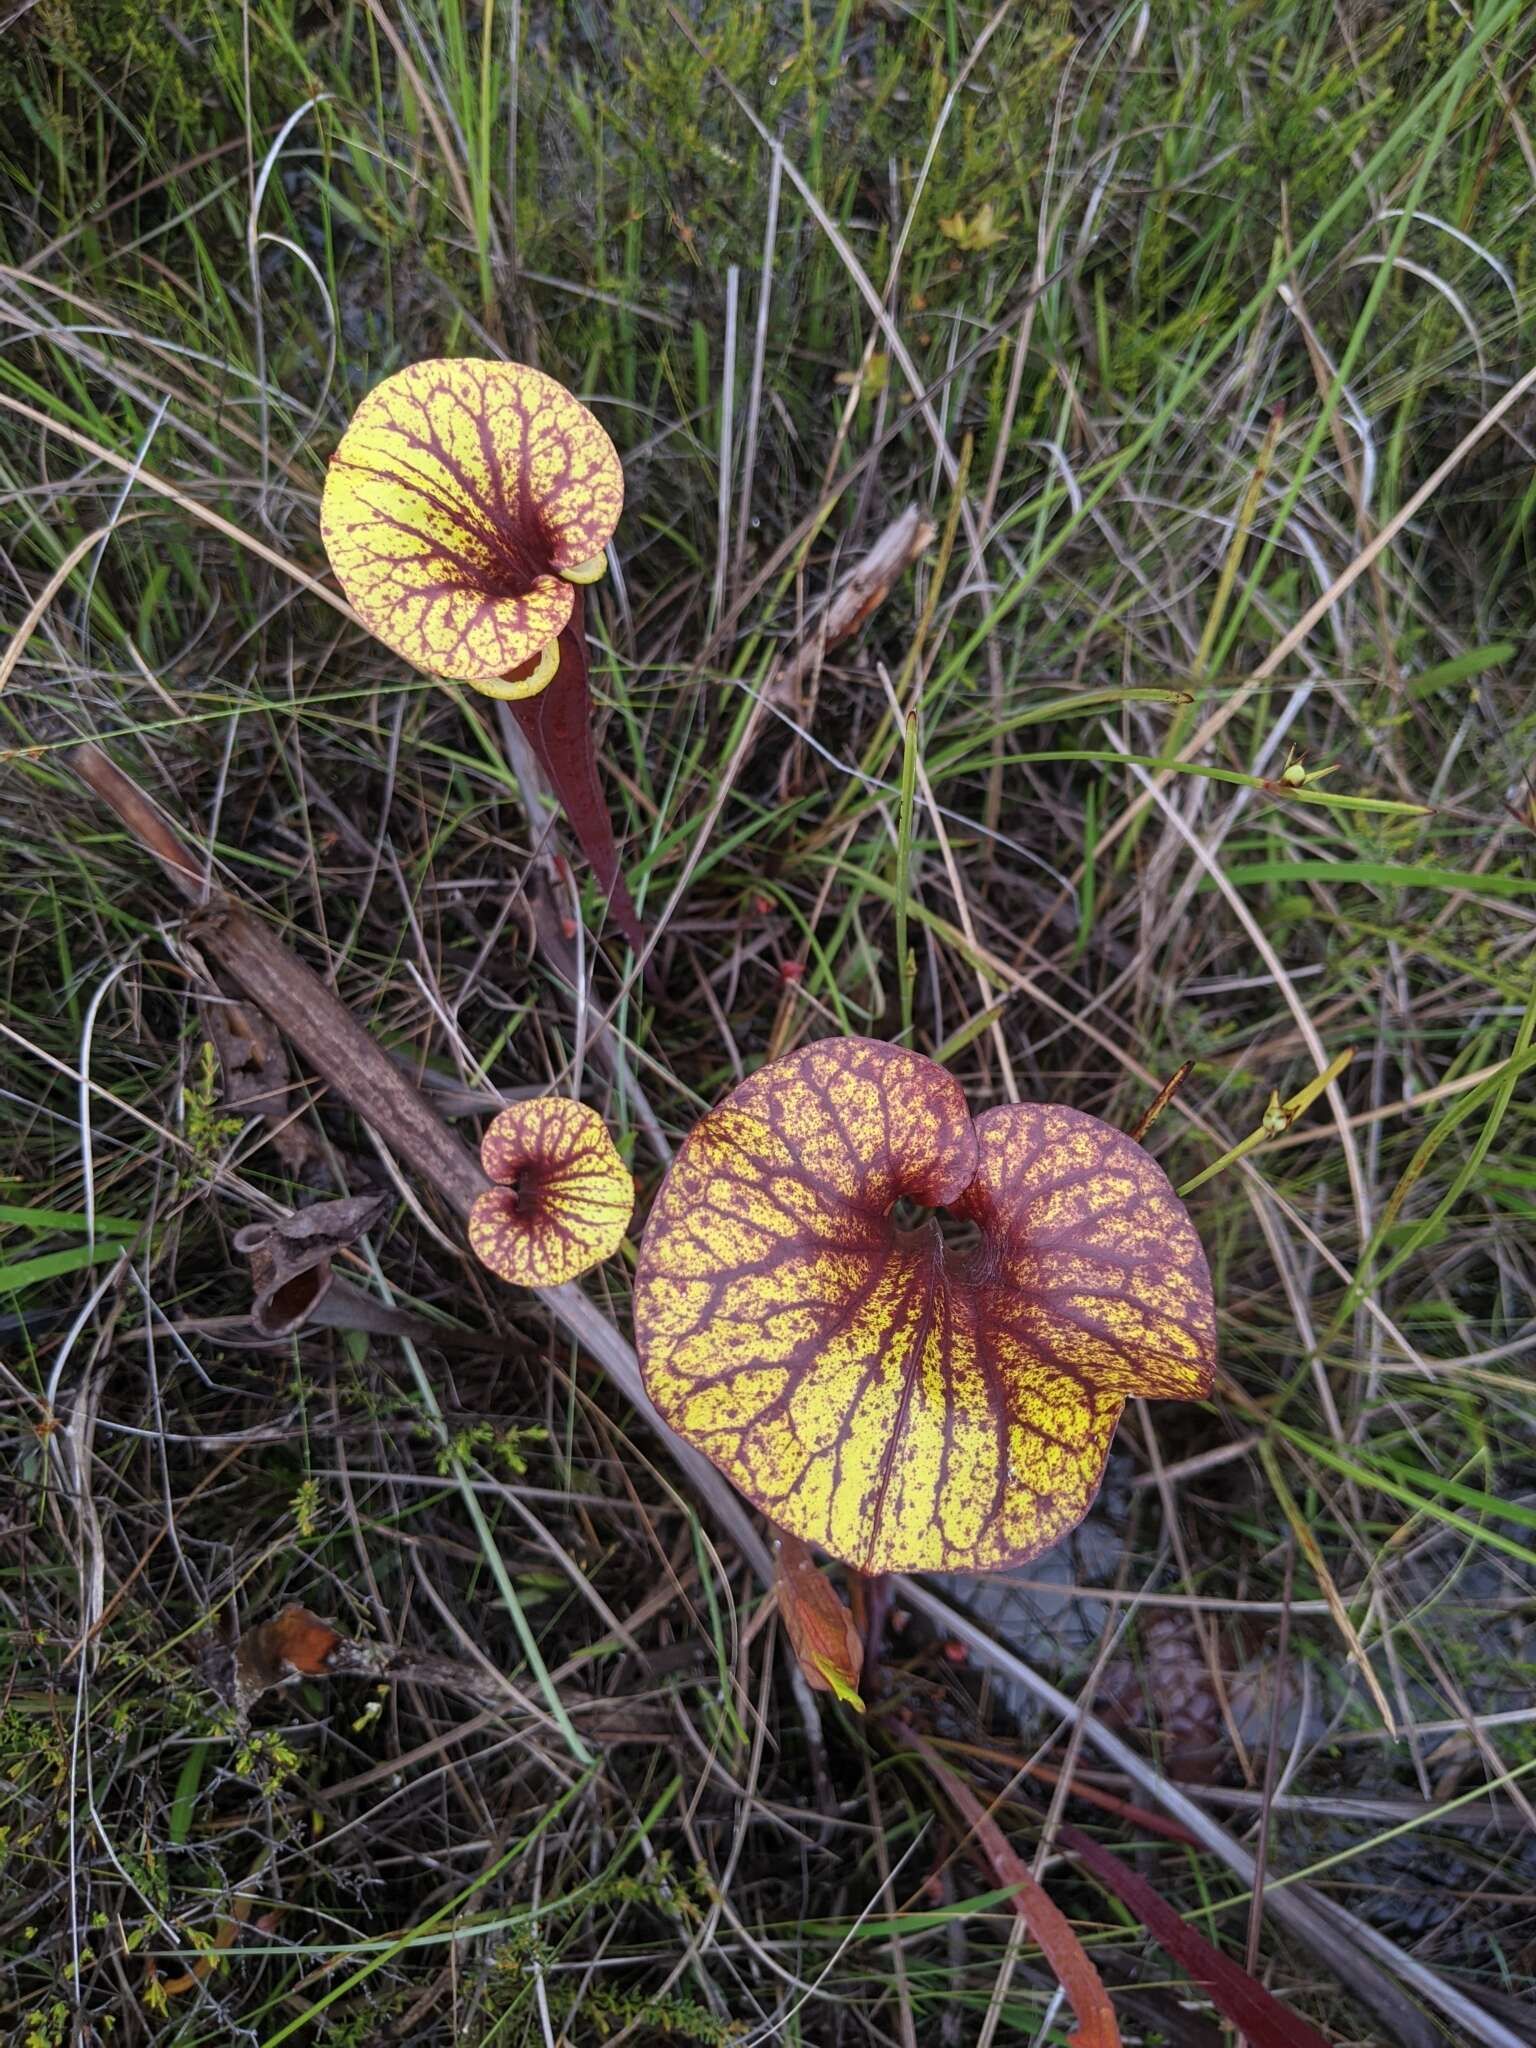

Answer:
[233,1190,390,1338]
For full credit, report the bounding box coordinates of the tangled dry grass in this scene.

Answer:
[3,2,1536,2042]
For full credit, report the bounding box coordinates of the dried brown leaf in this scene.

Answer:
[233,1191,389,1336]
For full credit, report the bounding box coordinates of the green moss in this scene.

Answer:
[0,0,214,131]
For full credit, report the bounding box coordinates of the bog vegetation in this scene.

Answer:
[3,3,1536,2044]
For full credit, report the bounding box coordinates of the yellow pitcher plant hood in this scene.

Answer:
[321,357,623,691]
[468,1098,634,1288]
[634,1036,1216,1575]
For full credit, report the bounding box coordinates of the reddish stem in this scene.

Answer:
[849,1569,893,1697]
[892,1718,1121,2048]
[508,592,647,961]
[1060,1821,1332,2048]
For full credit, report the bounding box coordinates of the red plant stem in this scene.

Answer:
[508,592,647,959]
[1128,1060,1194,1144]
[849,1569,893,1697]
[1013,1760,1199,1849]
[892,1718,1121,2048]
[1060,1821,1333,2048]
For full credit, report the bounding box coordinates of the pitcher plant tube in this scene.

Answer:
[468,1097,634,1288]
[321,356,644,951]
[635,1037,1216,1574]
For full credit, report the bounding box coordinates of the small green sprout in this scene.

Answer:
[1277,745,1337,790]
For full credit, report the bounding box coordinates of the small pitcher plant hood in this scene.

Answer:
[321,357,623,691]
[320,355,645,953]
[634,1036,1215,1574]
[469,1098,634,1288]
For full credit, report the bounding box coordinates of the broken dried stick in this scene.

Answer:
[68,743,772,1583]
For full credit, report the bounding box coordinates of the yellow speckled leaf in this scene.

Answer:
[634,1037,1215,1574]
[321,358,623,685]
[469,1098,633,1288]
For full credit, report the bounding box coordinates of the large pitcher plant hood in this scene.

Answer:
[634,1037,1216,1575]
[320,357,622,691]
